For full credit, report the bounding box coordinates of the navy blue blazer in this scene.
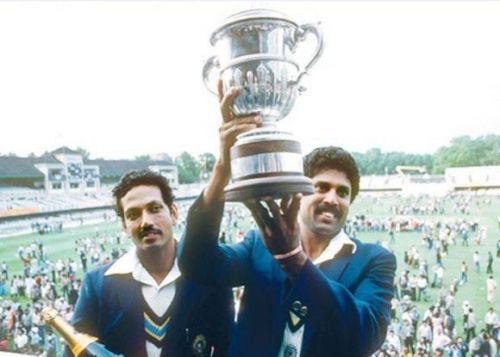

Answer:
[178,198,396,357]
[70,258,234,357]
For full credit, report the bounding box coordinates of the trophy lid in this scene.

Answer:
[210,9,298,45]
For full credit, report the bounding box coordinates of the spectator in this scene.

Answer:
[460,261,468,284]
[486,251,493,274]
[484,307,498,336]
[468,335,481,356]
[417,274,429,302]
[478,331,491,357]
[473,251,480,272]
[45,329,58,357]
[14,328,28,353]
[465,307,477,343]
[486,275,496,304]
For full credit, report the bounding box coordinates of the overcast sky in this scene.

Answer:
[1,0,499,160]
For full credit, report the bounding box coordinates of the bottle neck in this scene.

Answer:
[43,308,97,357]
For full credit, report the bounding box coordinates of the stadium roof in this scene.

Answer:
[0,156,50,179]
[0,147,174,180]
[51,146,81,155]
[87,159,174,178]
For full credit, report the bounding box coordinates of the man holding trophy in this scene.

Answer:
[179,9,396,356]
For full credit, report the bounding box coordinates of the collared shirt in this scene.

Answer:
[312,230,357,266]
[278,230,357,357]
[105,248,181,357]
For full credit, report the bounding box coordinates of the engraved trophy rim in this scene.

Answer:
[210,8,299,45]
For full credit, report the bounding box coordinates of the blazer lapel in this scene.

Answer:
[115,275,143,312]
[301,247,354,356]
[162,277,209,352]
[112,275,148,356]
[272,263,290,353]
[318,245,354,283]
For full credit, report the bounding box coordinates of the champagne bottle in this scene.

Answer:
[42,307,123,357]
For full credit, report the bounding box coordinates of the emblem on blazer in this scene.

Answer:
[288,300,307,332]
[192,334,207,356]
[284,344,298,357]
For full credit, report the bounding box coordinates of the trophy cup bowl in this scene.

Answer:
[220,59,299,122]
[203,9,324,201]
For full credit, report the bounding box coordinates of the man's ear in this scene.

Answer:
[170,203,179,225]
[120,219,129,235]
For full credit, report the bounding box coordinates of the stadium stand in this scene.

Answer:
[1,147,499,221]
[0,147,178,218]
[446,166,500,190]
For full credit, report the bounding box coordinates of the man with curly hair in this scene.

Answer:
[179,85,397,356]
[70,170,233,356]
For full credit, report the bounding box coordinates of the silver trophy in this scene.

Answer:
[203,9,324,201]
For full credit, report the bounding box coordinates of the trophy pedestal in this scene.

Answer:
[224,175,313,201]
[225,128,313,202]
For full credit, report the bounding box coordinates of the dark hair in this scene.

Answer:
[303,146,360,202]
[112,169,174,219]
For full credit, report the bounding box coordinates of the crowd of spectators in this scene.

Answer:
[0,193,497,356]
[368,196,498,356]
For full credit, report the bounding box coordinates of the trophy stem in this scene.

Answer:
[226,130,313,201]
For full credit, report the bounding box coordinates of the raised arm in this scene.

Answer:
[203,80,261,206]
[178,81,261,286]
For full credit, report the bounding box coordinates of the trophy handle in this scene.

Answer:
[294,22,324,85]
[202,56,220,95]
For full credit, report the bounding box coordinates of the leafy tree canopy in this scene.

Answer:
[175,151,201,184]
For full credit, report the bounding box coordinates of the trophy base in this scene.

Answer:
[224,176,314,202]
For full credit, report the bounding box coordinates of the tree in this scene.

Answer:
[198,152,216,180]
[76,147,91,159]
[352,149,432,175]
[432,134,500,173]
[175,152,200,184]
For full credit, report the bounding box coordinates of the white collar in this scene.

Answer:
[312,230,357,266]
[105,248,138,276]
[105,248,181,289]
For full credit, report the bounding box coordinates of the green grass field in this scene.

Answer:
[0,193,498,346]
[348,193,499,335]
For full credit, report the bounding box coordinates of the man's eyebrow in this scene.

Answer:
[125,201,163,213]
[146,200,164,206]
[314,180,330,186]
[124,207,139,215]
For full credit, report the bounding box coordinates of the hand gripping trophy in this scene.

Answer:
[203,9,324,201]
